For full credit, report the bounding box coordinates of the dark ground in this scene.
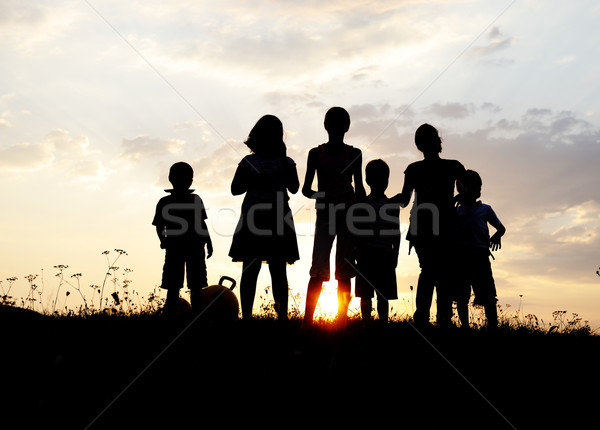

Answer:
[2,306,599,429]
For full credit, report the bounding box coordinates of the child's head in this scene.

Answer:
[457,169,482,202]
[324,107,351,135]
[365,159,390,193]
[244,114,286,157]
[415,123,442,155]
[168,162,194,190]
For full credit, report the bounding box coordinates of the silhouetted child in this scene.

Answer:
[152,162,213,318]
[390,124,466,327]
[302,107,366,327]
[354,159,400,323]
[455,169,505,329]
[229,114,300,321]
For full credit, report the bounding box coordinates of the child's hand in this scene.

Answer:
[490,233,502,252]
[206,240,213,259]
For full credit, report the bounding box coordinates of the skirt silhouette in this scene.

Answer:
[229,204,299,264]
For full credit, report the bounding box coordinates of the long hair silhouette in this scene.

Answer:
[244,114,286,157]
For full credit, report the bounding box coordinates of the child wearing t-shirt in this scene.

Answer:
[354,159,400,323]
[152,162,213,317]
[455,169,505,329]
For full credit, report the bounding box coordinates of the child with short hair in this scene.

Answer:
[354,159,400,323]
[455,169,505,328]
[152,161,213,317]
[390,124,466,327]
[302,106,366,327]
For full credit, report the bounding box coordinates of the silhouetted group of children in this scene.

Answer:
[152,107,505,330]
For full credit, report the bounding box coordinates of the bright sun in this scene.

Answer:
[313,281,345,320]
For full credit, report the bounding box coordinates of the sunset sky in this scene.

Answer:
[1,0,599,327]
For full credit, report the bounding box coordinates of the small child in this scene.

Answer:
[455,169,505,329]
[152,162,213,317]
[354,159,400,323]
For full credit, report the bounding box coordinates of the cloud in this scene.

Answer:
[187,140,248,193]
[467,26,515,61]
[0,0,86,53]
[0,142,53,171]
[118,135,186,163]
[110,0,452,83]
[45,128,89,155]
[0,117,12,128]
[426,102,474,118]
[0,129,108,180]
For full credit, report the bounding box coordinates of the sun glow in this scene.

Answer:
[313,281,349,321]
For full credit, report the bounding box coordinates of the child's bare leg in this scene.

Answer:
[240,259,261,320]
[457,301,469,329]
[485,301,498,328]
[165,288,179,317]
[268,259,288,321]
[360,298,372,321]
[376,297,389,323]
[303,277,324,324]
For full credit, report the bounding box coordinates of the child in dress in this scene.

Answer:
[229,114,300,321]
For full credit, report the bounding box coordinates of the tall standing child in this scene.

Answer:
[454,169,505,329]
[152,162,213,318]
[391,124,465,327]
[302,106,366,327]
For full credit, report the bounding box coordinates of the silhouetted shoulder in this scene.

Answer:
[481,203,501,224]
[310,143,328,156]
[405,158,464,174]
[448,159,466,174]
[239,154,257,168]
[192,194,208,220]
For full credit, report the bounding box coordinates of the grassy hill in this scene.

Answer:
[1,307,598,429]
